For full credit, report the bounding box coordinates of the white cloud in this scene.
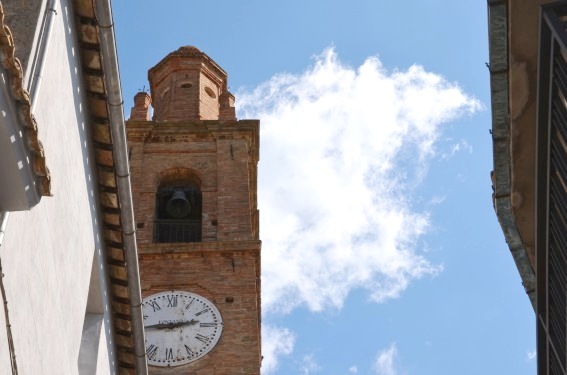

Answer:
[238,47,480,313]
[300,354,321,374]
[373,343,400,375]
[348,366,359,374]
[441,139,473,159]
[527,350,537,361]
[262,325,295,374]
[428,195,446,206]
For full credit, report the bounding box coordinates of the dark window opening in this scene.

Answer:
[154,186,202,243]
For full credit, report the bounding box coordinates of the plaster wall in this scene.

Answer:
[0,1,115,373]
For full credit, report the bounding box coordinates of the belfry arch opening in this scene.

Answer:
[153,169,202,243]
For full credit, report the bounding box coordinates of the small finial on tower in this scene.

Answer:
[130,90,152,121]
[219,91,236,123]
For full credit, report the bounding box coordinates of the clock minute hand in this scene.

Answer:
[144,319,199,330]
[174,319,199,327]
[144,322,173,329]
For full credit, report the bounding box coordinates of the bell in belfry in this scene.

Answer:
[166,190,191,218]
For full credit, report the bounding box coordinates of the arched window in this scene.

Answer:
[153,171,202,243]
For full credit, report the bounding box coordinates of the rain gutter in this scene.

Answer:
[28,0,58,110]
[94,1,148,372]
[488,0,536,310]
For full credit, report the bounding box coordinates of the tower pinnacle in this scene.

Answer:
[140,46,236,122]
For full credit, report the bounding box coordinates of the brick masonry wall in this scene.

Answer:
[128,48,260,373]
[199,74,220,120]
[126,119,261,374]
[128,130,220,244]
[127,121,259,244]
[139,241,261,374]
[216,137,253,240]
[149,55,225,122]
[152,66,199,121]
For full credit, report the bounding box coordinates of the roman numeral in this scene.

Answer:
[184,344,194,356]
[185,299,194,309]
[200,322,215,328]
[148,301,161,312]
[195,308,210,316]
[167,295,178,307]
[165,348,173,360]
[195,334,210,343]
[146,345,158,360]
[143,315,148,320]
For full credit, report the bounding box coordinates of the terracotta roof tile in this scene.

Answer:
[72,3,144,371]
[0,3,51,196]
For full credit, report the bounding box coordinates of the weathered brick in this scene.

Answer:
[127,47,261,374]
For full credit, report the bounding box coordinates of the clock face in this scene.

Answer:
[142,291,223,367]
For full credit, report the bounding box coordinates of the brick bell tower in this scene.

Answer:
[126,46,261,374]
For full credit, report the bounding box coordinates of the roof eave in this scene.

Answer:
[73,0,147,372]
[488,0,536,310]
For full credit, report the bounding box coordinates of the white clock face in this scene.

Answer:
[142,291,223,367]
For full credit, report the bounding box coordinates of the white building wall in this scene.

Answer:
[0,1,115,374]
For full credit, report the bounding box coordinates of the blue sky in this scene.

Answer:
[113,1,535,374]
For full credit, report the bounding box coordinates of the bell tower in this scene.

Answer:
[127,46,261,374]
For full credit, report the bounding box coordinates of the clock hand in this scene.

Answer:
[144,322,176,329]
[183,319,199,326]
[144,319,199,330]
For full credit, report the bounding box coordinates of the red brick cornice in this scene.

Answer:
[138,239,261,257]
[126,119,260,160]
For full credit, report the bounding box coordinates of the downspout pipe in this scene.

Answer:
[0,211,17,375]
[0,212,8,246]
[28,0,58,110]
[94,1,148,373]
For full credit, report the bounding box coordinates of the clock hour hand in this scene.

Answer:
[144,319,199,329]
